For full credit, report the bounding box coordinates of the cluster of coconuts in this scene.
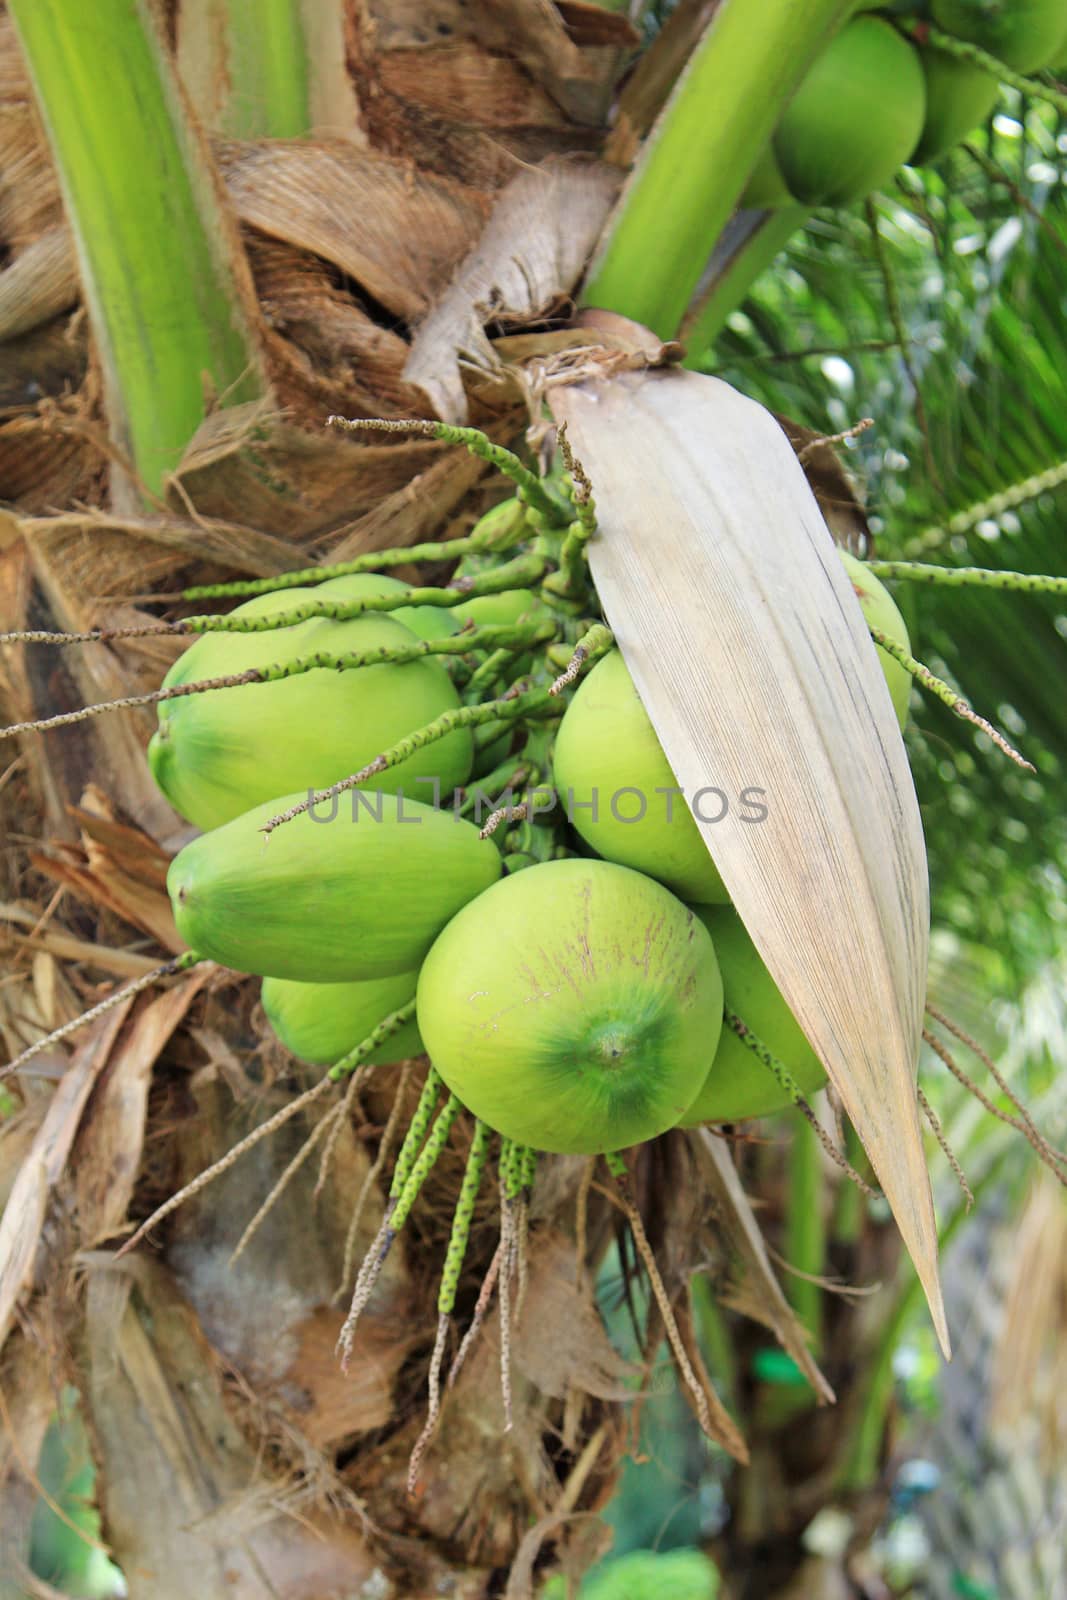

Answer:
[155,470,914,1158]
[745,2,1067,209]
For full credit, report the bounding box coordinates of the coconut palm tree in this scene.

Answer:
[1,3,1065,1596]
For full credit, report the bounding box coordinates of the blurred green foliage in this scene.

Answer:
[540,1547,720,1600]
[710,90,1067,986]
[28,1391,123,1598]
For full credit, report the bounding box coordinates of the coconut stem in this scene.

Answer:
[389,1067,443,1200]
[542,424,598,601]
[180,534,482,603]
[314,1054,370,1198]
[548,623,615,696]
[922,1029,1067,1182]
[498,1184,517,1432]
[519,1146,538,1193]
[724,1010,878,1198]
[906,461,1067,556]
[337,1091,462,1366]
[464,640,543,700]
[407,1119,493,1490]
[326,1002,419,1084]
[456,758,538,820]
[336,1062,413,1301]
[0,624,561,744]
[327,416,565,524]
[867,562,1067,597]
[407,1313,451,1494]
[260,685,553,834]
[113,1011,415,1260]
[117,1073,337,1258]
[867,626,1034,770]
[925,1002,1067,1163]
[448,1239,503,1389]
[438,1119,492,1317]
[389,1095,462,1233]
[607,1162,725,1446]
[898,18,1067,115]
[916,1084,974,1211]
[229,1094,348,1265]
[1,950,204,1080]
[0,554,548,651]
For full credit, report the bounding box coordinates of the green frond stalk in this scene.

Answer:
[8,0,266,500]
[785,1110,825,1351]
[682,206,810,361]
[214,0,310,137]
[581,0,853,339]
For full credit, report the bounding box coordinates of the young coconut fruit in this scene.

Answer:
[910,50,1000,164]
[262,971,422,1066]
[326,571,463,641]
[452,584,554,685]
[149,577,471,832]
[931,0,1067,71]
[416,858,724,1154]
[772,17,926,204]
[169,790,501,982]
[677,905,827,1125]
[839,549,913,728]
[551,648,731,905]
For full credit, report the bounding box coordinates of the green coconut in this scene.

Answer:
[453,585,553,680]
[261,971,422,1066]
[323,571,462,641]
[773,17,926,204]
[910,48,1000,163]
[169,790,501,983]
[932,0,1067,70]
[838,549,913,728]
[149,578,471,831]
[416,858,724,1154]
[466,496,530,553]
[452,586,550,634]
[551,648,730,905]
[677,905,827,1125]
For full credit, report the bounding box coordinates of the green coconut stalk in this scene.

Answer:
[785,1110,825,1350]
[580,0,854,339]
[680,206,810,359]
[229,9,312,131]
[8,0,265,499]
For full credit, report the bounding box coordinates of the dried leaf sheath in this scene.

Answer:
[550,369,947,1355]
